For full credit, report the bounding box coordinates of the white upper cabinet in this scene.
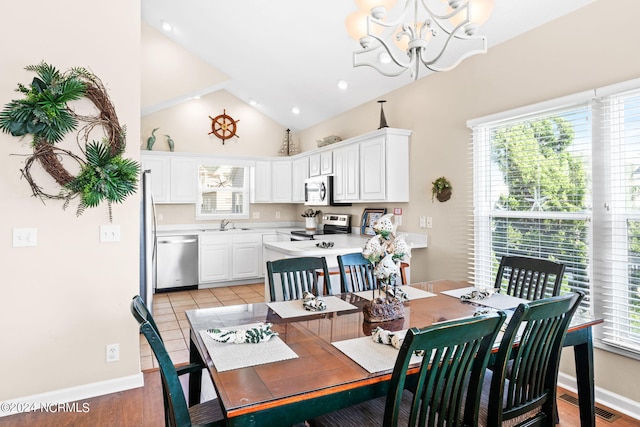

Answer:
[140,152,196,203]
[252,160,272,203]
[271,160,292,203]
[291,156,309,202]
[333,144,360,201]
[308,151,332,176]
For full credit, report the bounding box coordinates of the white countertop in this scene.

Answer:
[263,233,427,256]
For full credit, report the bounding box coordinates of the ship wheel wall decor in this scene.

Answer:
[209,109,239,144]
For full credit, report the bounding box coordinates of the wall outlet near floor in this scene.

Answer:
[275,211,281,219]
[106,344,119,362]
[253,211,260,219]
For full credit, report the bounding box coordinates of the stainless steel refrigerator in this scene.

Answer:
[139,170,156,313]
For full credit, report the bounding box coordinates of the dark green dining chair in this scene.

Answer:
[266,256,332,302]
[337,252,377,293]
[494,255,566,300]
[131,295,225,427]
[480,292,584,427]
[310,312,507,427]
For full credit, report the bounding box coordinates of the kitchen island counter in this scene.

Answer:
[263,233,427,297]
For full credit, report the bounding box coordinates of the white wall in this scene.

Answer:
[0,0,141,401]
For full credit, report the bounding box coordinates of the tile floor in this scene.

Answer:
[140,283,266,371]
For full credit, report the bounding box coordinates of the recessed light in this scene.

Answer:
[338,80,349,90]
[248,98,258,106]
[291,107,300,115]
[161,20,173,32]
[192,95,201,100]
[379,52,391,64]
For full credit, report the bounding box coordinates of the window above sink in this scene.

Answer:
[196,162,250,220]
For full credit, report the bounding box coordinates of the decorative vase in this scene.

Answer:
[305,217,317,230]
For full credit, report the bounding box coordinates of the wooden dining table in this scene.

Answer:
[185,280,602,427]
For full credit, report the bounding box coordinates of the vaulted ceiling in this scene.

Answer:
[141,0,596,131]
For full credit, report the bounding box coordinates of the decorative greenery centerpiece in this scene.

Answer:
[361,213,411,322]
[0,62,139,220]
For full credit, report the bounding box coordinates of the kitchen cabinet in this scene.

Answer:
[231,233,262,279]
[253,160,272,203]
[309,151,332,176]
[199,234,231,283]
[253,159,293,203]
[291,156,309,202]
[140,152,196,203]
[271,160,292,203]
[330,128,410,202]
[199,231,266,284]
[360,128,410,202]
[332,143,359,202]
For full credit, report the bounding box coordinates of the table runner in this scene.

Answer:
[353,285,436,301]
[441,286,528,310]
[266,296,357,318]
[199,323,298,372]
[332,333,423,374]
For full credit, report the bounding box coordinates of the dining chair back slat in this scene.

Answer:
[338,252,377,293]
[494,255,565,300]
[484,292,584,426]
[266,256,332,302]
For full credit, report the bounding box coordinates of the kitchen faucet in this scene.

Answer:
[219,219,230,230]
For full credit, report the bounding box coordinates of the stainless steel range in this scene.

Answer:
[290,213,351,240]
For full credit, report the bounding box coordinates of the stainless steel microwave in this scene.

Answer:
[304,175,331,206]
[304,175,351,206]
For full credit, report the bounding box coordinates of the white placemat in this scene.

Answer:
[332,333,423,374]
[353,286,436,301]
[441,286,529,310]
[199,324,298,372]
[266,296,357,318]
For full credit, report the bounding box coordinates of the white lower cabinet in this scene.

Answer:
[199,235,231,283]
[199,232,265,284]
[231,234,262,279]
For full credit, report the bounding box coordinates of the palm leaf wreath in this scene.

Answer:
[0,62,139,220]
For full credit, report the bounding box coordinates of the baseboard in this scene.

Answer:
[0,373,144,417]
[557,372,640,420]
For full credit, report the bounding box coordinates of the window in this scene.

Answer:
[469,79,640,358]
[196,163,250,220]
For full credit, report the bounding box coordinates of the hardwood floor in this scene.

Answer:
[1,285,637,426]
[0,371,636,427]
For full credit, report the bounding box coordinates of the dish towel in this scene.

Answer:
[371,326,424,357]
[302,291,327,311]
[206,322,277,344]
[460,289,493,302]
[381,284,409,301]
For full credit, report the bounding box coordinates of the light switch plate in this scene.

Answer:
[13,228,37,247]
[100,225,121,242]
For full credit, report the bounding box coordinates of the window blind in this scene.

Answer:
[470,103,593,306]
[470,79,640,357]
[596,88,640,353]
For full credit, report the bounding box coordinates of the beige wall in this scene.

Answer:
[1,0,141,400]
[297,0,640,404]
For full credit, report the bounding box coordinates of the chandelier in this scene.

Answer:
[347,0,494,80]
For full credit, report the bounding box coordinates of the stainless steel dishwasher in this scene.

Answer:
[156,235,198,291]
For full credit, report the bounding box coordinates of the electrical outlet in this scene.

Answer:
[426,217,433,229]
[275,211,281,219]
[106,344,119,362]
[253,211,260,219]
